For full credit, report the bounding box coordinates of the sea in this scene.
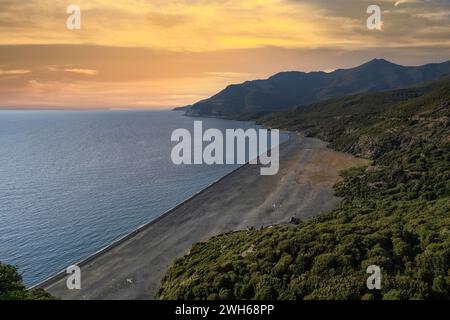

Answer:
[0,110,283,286]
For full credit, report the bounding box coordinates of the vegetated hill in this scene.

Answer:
[157,77,450,300]
[259,75,450,159]
[179,59,450,120]
[0,262,54,300]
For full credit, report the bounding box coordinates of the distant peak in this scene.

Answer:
[365,58,398,66]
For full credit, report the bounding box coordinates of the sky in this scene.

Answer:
[0,0,449,109]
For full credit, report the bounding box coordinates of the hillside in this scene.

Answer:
[179,59,450,120]
[0,263,54,300]
[157,77,450,300]
[259,76,450,158]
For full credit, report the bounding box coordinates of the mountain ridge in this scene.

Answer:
[176,59,450,120]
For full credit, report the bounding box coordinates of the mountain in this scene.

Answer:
[179,59,450,120]
[158,76,450,300]
[173,105,191,112]
[258,75,450,158]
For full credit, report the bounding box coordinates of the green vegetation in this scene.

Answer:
[157,77,450,300]
[0,262,54,300]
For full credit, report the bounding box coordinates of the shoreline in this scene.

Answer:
[40,133,367,299]
[32,160,253,290]
[32,133,291,290]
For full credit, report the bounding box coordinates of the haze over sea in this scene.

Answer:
[0,110,276,286]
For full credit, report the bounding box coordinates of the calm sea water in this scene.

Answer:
[0,110,275,286]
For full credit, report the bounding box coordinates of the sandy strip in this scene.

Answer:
[40,134,367,300]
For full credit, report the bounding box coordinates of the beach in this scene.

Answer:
[40,134,367,299]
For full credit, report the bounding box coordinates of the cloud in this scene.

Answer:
[46,65,99,76]
[414,11,450,20]
[63,68,99,75]
[0,69,31,75]
[0,0,446,51]
[1,43,448,109]
[27,79,47,90]
[395,0,410,6]
[146,12,189,28]
[203,72,251,79]
[0,1,448,109]
[394,0,438,6]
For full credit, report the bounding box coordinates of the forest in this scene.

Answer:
[157,77,450,300]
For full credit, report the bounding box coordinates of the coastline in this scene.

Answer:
[32,156,254,290]
[32,129,289,290]
[39,133,367,299]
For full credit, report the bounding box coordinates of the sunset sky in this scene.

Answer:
[0,0,449,109]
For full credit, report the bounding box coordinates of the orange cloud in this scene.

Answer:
[63,68,99,75]
[0,1,448,109]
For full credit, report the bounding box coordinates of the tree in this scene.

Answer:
[0,262,54,300]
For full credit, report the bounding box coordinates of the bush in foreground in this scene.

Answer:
[0,262,54,300]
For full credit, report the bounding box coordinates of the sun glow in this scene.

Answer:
[0,0,448,109]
